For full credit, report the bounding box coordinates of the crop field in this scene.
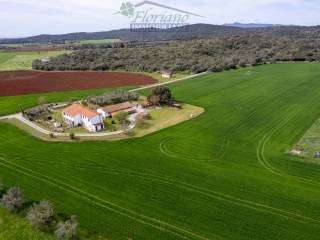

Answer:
[0,51,66,71]
[1,63,320,239]
[0,70,157,97]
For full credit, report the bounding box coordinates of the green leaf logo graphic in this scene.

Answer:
[120,2,135,18]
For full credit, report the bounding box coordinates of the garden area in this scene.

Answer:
[9,87,204,141]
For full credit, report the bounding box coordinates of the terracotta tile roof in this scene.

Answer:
[102,102,134,113]
[62,104,99,118]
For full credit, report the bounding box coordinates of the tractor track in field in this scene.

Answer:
[7,155,320,227]
[0,156,216,240]
[255,94,320,188]
[214,108,259,160]
[213,82,318,162]
[256,111,299,176]
[159,137,213,162]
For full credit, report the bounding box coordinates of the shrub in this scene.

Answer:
[1,187,24,212]
[104,120,117,132]
[26,200,55,229]
[69,133,75,140]
[115,112,129,127]
[55,215,78,240]
[135,114,151,129]
[81,100,88,107]
[24,106,48,120]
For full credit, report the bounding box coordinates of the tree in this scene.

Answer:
[26,200,55,229]
[147,95,160,106]
[148,86,172,105]
[1,187,24,212]
[55,215,78,240]
[152,86,172,104]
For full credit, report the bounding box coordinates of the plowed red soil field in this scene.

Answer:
[0,70,157,97]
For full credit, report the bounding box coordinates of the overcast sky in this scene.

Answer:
[1,0,320,38]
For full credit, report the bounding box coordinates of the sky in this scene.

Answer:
[0,0,320,38]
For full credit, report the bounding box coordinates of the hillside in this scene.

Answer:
[224,22,284,28]
[33,36,320,73]
[1,24,320,44]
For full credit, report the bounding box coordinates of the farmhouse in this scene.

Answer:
[161,71,175,78]
[62,104,104,132]
[97,102,135,118]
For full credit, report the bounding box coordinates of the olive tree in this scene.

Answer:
[26,200,55,228]
[55,215,78,240]
[1,186,24,212]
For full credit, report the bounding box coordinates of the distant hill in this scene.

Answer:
[0,23,319,44]
[224,22,284,28]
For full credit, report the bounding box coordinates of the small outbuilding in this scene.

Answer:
[97,102,135,118]
[161,71,175,79]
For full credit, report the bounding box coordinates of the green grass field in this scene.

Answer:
[1,63,320,239]
[0,51,67,71]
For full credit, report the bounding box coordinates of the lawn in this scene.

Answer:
[132,104,204,137]
[1,63,320,239]
[0,51,68,71]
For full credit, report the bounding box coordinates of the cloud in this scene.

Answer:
[0,0,319,37]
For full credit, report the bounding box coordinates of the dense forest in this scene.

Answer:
[33,35,320,73]
[2,24,320,43]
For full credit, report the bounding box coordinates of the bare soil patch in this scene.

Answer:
[0,70,157,96]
